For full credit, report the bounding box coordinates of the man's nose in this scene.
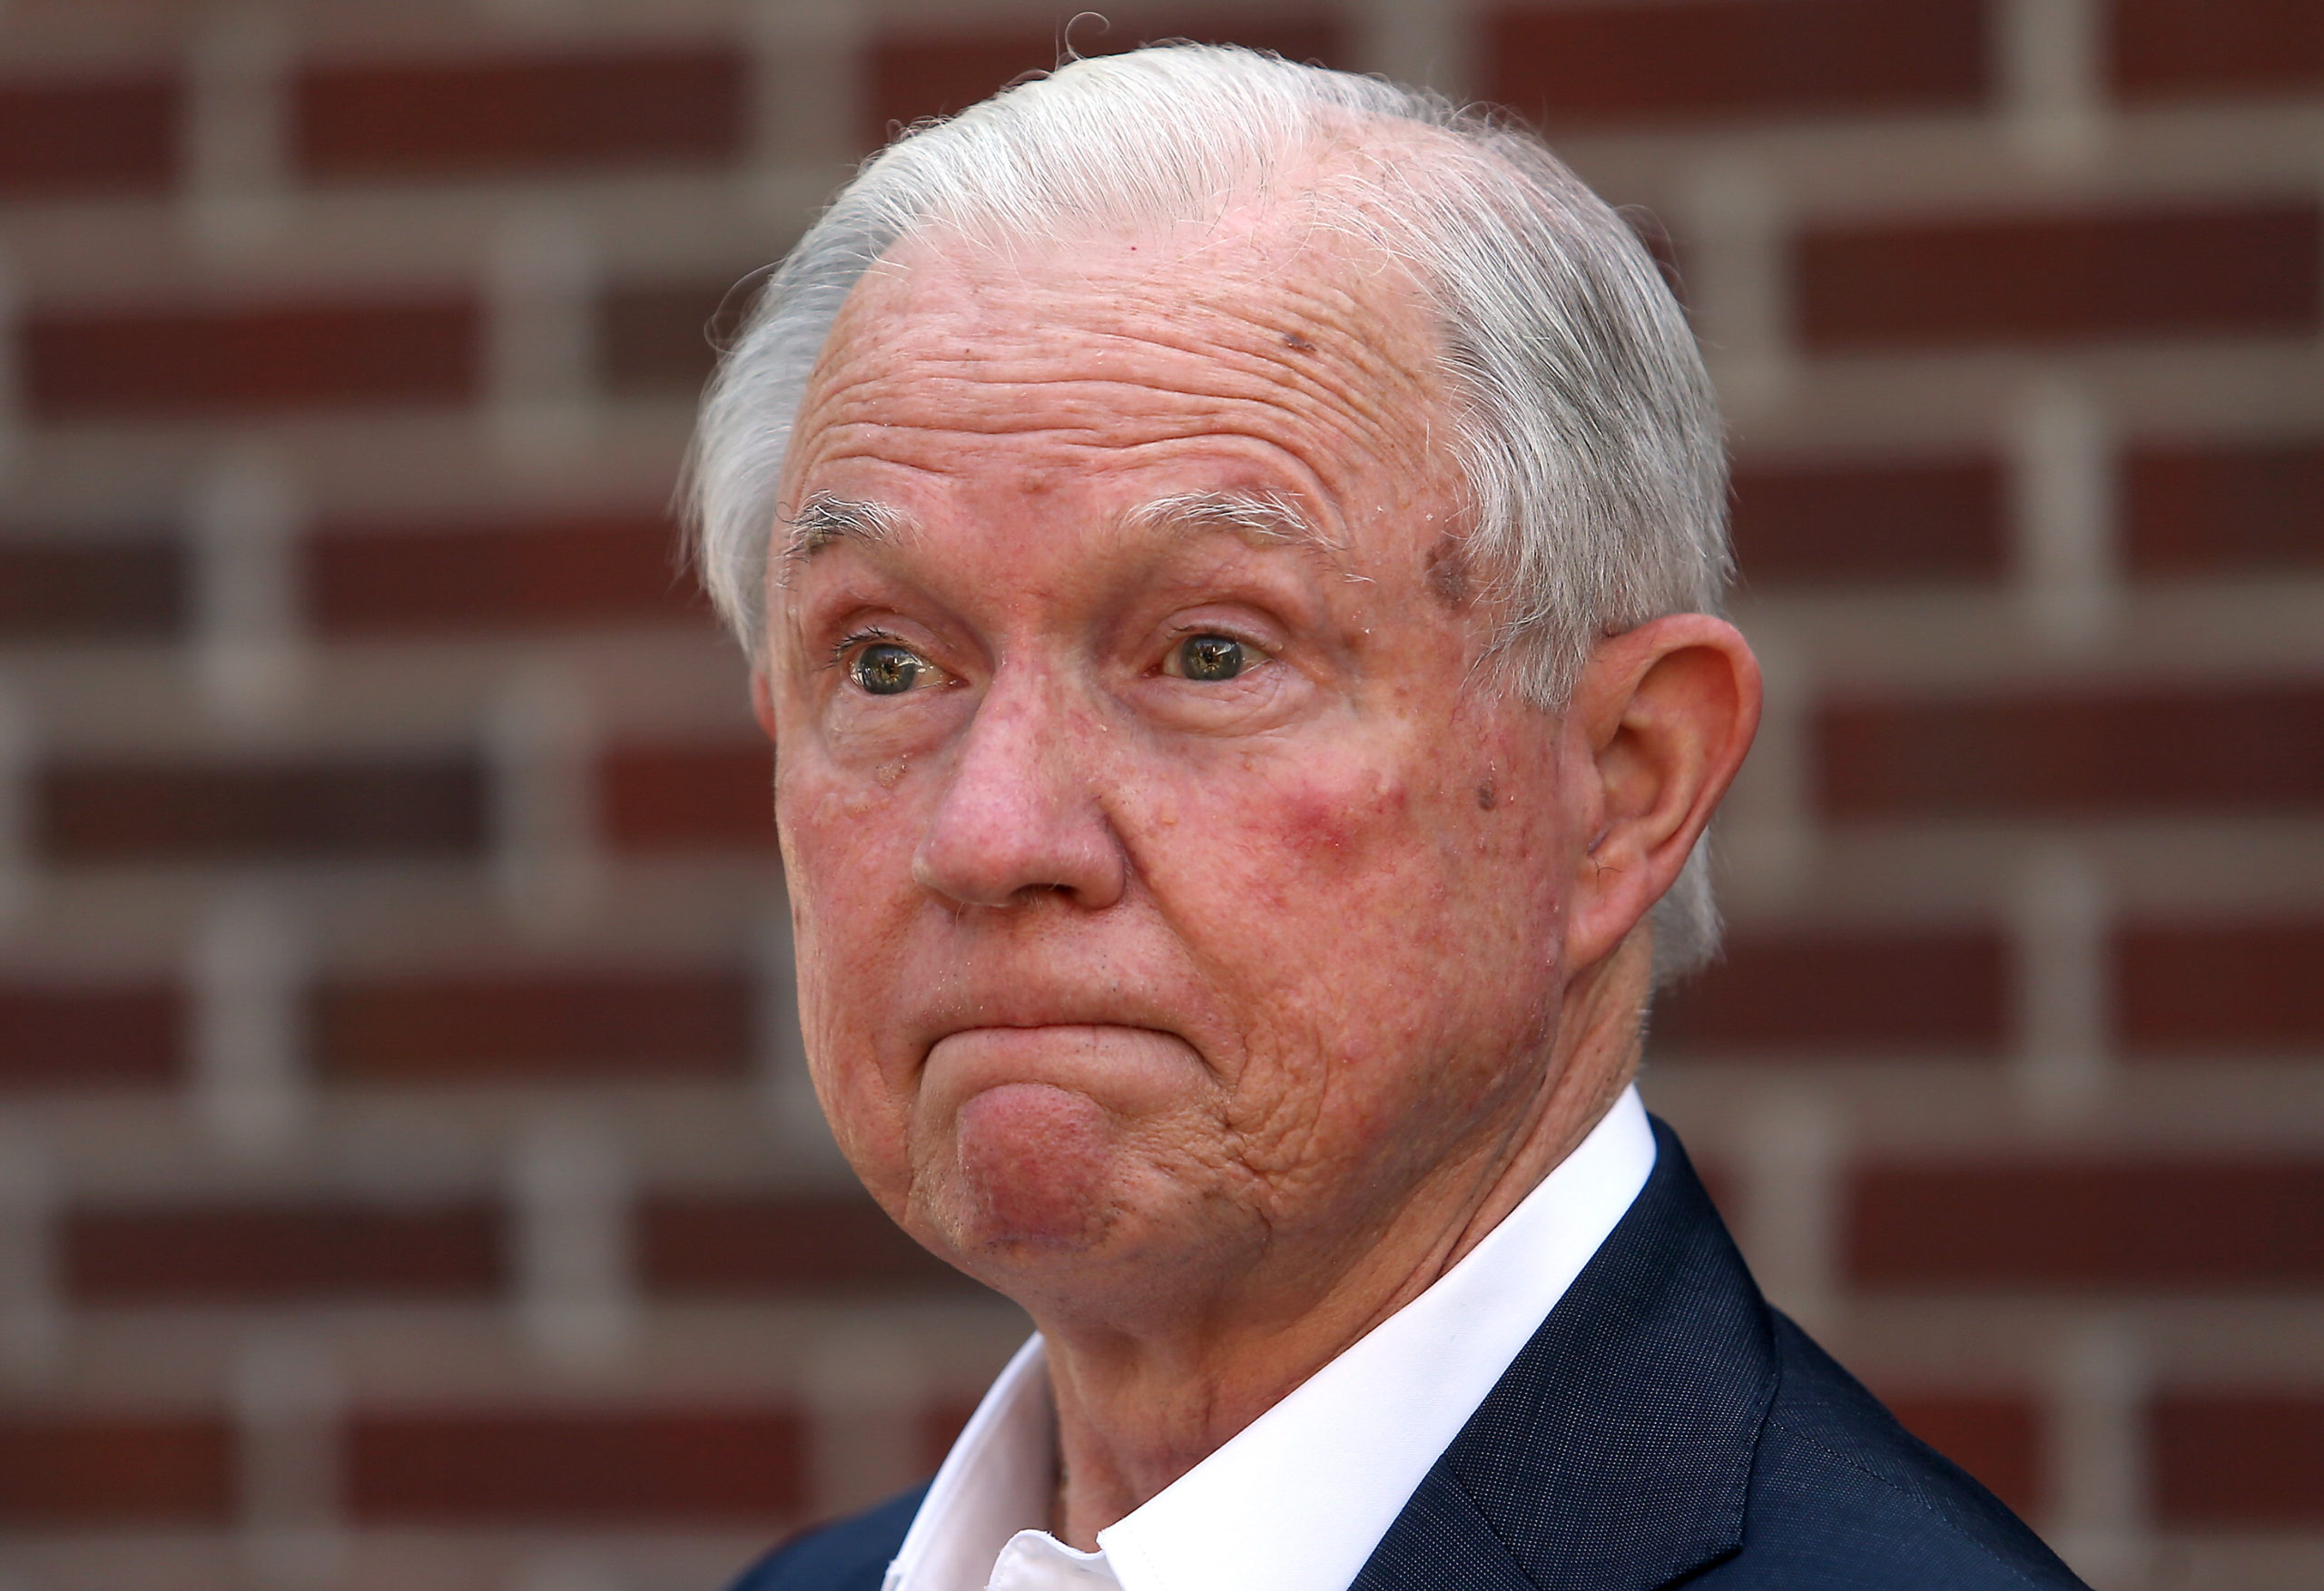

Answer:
[911,669,1128,911]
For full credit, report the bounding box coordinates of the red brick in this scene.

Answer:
[347,1408,803,1522]
[298,49,747,182]
[0,983,181,1090]
[600,742,777,852]
[2116,921,2324,1056]
[36,757,486,865]
[307,514,704,636]
[0,1416,232,1525]
[863,15,1346,145]
[1651,931,2006,1055]
[1884,1394,2043,1519]
[2112,0,2324,103]
[1729,458,2004,584]
[641,1194,981,1296]
[1485,0,1984,128]
[22,300,478,421]
[1797,203,2321,352]
[601,280,751,398]
[66,1202,501,1303]
[2124,440,2324,577]
[0,75,176,198]
[1817,683,2324,820]
[312,970,752,1084]
[1847,1159,2324,1290]
[2152,1395,2324,1526]
[0,535,183,640]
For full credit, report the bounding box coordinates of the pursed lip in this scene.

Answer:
[909,973,1191,1045]
[917,1023,1213,1114]
[905,985,1215,1081]
[916,1009,1192,1061]
[889,929,1222,1076]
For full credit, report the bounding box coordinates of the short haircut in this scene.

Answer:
[687,43,1733,982]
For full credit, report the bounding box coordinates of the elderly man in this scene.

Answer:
[692,44,2082,1591]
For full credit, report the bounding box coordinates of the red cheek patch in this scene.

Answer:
[953,1083,1116,1251]
[1264,772,1413,876]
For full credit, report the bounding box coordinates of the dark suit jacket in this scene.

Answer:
[732,1118,2087,1590]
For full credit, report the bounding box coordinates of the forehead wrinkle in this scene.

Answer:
[1100,270,1441,431]
[798,362,1422,518]
[802,251,1441,479]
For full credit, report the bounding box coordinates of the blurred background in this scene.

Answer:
[0,1,2315,1588]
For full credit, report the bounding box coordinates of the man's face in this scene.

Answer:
[763,218,1592,1321]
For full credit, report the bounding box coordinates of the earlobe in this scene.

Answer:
[1563,615,1762,974]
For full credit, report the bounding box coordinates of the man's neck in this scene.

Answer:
[1033,938,1652,1549]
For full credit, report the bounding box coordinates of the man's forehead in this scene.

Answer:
[770,208,1458,607]
[783,224,1447,488]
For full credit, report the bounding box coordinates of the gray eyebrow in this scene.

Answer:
[779,486,1333,577]
[1121,489,1335,557]
[780,493,913,573]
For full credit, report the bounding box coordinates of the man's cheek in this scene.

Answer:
[1158,760,1413,917]
[783,818,930,1200]
[780,751,920,850]
[780,768,934,987]
[1275,761,1412,854]
[797,1030,916,1213]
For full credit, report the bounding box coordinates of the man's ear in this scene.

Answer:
[1561,614,1761,975]
[750,667,777,741]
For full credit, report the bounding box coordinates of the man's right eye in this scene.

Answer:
[850,643,931,695]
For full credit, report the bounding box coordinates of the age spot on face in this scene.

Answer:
[1424,534,1470,609]
[1475,777,1496,811]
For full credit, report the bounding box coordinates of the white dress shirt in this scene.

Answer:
[881,1085,1659,1591]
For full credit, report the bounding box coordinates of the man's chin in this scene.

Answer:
[931,1080,1123,1255]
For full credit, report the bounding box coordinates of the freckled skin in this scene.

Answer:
[755,203,1761,1547]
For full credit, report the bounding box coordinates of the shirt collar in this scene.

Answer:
[887,1084,1658,1591]
[884,1334,1059,1591]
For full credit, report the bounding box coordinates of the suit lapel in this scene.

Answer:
[1351,1465,1539,1591]
[1353,1119,1778,1591]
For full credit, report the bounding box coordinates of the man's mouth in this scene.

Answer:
[919,1023,1212,1103]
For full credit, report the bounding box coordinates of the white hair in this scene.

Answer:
[686,44,1733,983]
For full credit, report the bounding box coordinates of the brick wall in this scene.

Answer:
[0,4,2314,1589]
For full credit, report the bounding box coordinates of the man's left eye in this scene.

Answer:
[851,642,936,694]
[1167,634,1253,682]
